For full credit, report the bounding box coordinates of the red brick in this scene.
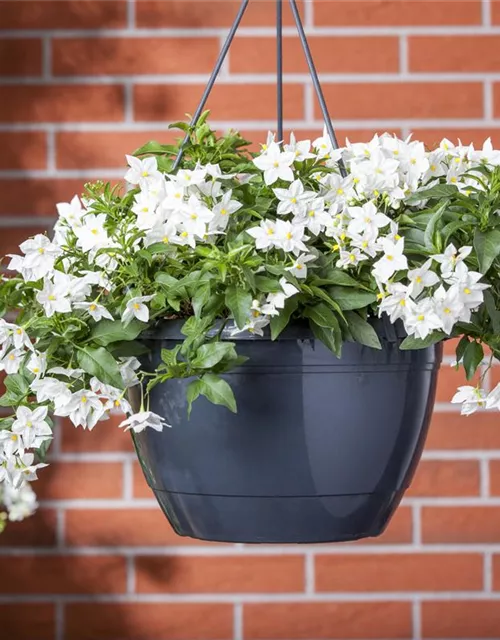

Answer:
[436,365,481,404]
[410,36,500,72]
[319,83,483,121]
[0,508,57,547]
[65,603,233,640]
[244,602,412,639]
[0,132,47,170]
[0,556,126,594]
[351,505,413,545]
[315,553,482,592]
[134,83,305,121]
[0,603,55,640]
[0,86,125,123]
[60,414,133,452]
[136,555,305,593]
[0,178,121,216]
[313,0,481,26]
[422,506,500,543]
[36,461,123,500]
[492,555,500,590]
[488,461,500,496]
[422,601,500,638]
[56,130,178,169]
[0,226,51,257]
[408,460,480,497]
[53,37,219,76]
[65,508,219,546]
[230,36,399,73]
[426,412,500,449]
[136,0,304,28]
[0,0,127,29]
[491,0,500,24]
[0,39,42,76]
[492,84,500,118]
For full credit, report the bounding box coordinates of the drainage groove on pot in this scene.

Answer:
[131,320,442,543]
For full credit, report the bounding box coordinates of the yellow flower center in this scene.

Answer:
[417,314,425,321]
[91,228,98,235]
[444,307,451,314]
[464,287,471,295]
[273,161,279,168]
[133,303,141,310]
[38,247,45,254]
[415,276,422,283]
[141,171,149,177]
[399,299,406,306]
[220,209,227,215]
[267,228,274,236]
[386,255,394,261]
[181,231,188,238]
[48,295,56,301]
[286,232,293,240]
[291,198,297,204]
[89,304,97,312]
[81,396,87,404]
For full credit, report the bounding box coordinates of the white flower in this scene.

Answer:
[9,452,48,487]
[36,276,72,317]
[56,195,86,227]
[74,214,109,253]
[1,481,38,521]
[264,278,298,313]
[0,349,24,374]
[119,411,169,433]
[209,190,242,232]
[274,220,308,254]
[336,248,368,268]
[122,295,154,325]
[451,385,487,416]
[54,390,105,430]
[179,194,213,239]
[31,377,72,405]
[432,244,472,277]
[27,352,47,378]
[247,220,277,250]
[12,406,52,449]
[0,429,23,458]
[372,237,408,283]
[74,301,114,322]
[285,253,316,279]
[253,143,295,185]
[433,285,463,334]
[273,179,314,216]
[17,235,62,281]
[407,259,440,298]
[125,155,161,187]
[119,357,141,388]
[378,282,411,323]
[232,314,270,337]
[403,297,443,339]
[174,167,207,188]
[285,133,315,162]
[486,384,500,410]
[346,202,390,236]
[448,262,489,312]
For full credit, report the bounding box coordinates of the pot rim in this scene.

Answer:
[143,315,408,343]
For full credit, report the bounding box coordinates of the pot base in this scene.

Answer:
[152,489,399,544]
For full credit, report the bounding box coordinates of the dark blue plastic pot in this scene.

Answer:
[131,320,442,543]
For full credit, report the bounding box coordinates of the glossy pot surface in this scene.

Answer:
[132,321,442,543]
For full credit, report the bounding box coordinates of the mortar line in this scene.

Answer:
[412,600,422,640]
[484,552,493,592]
[483,0,492,26]
[233,603,243,640]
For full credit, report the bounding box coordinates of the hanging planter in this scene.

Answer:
[1,0,500,541]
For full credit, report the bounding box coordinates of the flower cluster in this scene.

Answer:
[1,117,500,527]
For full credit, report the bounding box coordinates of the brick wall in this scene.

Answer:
[1,0,500,638]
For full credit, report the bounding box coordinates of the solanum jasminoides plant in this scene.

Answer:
[1,112,500,525]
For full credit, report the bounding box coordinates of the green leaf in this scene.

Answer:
[192,283,211,318]
[199,373,237,413]
[186,378,203,418]
[406,184,459,203]
[303,302,339,329]
[5,374,29,399]
[463,340,484,380]
[344,312,382,350]
[400,331,447,350]
[474,228,500,273]
[270,296,299,340]
[455,335,470,363]
[90,319,146,347]
[424,201,447,251]
[77,347,124,389]
[225,285,252,329]
[312,268,363,288]
[309,319,341,357]
[484,290,500,334]
[327,287,378,311]
[110,340,149,358]
[254,276,280,293]
[133,140,178,156]
[191,342,237,369]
